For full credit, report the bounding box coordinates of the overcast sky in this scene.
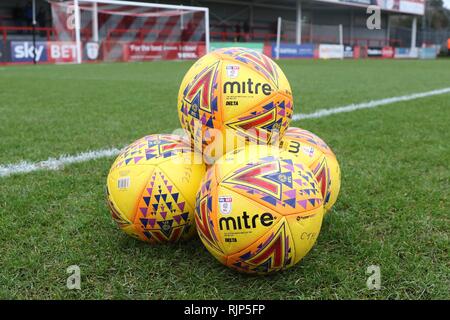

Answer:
[444,0,450,9]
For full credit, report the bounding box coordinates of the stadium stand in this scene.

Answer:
[0,0,448,64]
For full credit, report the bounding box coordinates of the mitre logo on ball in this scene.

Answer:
[218,211,275,231]
[223,79,272,96]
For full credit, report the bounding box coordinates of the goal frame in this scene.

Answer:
[275,16,344,60]
[72,0,210,64]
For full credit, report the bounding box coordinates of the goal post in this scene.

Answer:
[49,0,210,64]
[275,16,281,60]
[74,0,81,64]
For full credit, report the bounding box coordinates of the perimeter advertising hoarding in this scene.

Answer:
[394,47,419,58]
[210,42,264,53]
[271,44,315,58]
[344,46,354,58]
[382,46,395,58]
[319,44,344,59]
[10,41,78,63]
[10,41,48,62]
[313,0,425,15]
[122,42,206,61]
[419,47,438,59]
[367,47,383,57]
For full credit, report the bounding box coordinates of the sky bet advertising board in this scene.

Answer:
[10,41,77,63]
[11,41,48,62]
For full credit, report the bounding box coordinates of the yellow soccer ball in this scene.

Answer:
[178,47,294,162]
[280,127,341,213]
[106,134,205,244]
[195,145,324,274]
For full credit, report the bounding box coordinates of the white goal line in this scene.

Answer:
[293,87,450,121]
[0,148,121,178]
[1,87,449,178]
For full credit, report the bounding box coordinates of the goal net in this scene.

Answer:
[49,0,209,63]
[275,17,343,59]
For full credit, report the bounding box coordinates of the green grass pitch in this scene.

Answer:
[0,59,449,299]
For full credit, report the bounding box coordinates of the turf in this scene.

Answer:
[0,59,449,299]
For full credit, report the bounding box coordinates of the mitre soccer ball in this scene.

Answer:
[178,47,294,162]
[106,134,205,244]
[195,145,324,274]
[280,127,341,213]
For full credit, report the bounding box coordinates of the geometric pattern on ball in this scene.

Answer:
[178,47,294,160]
[111,134,192,169]
[106,134,205,244]
[280,127,341,213]
[134,168,193,243]
[195,145,324,274]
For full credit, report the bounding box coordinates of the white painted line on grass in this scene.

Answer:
[0,148,121,178]
[1,87,450,178]
[292,87,450,121]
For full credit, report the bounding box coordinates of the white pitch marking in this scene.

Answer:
[0,148,121,178]
[1,87,450,178]
[292,87,450,121]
